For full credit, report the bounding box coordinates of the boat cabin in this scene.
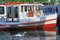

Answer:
[0,2,57,23]
[0,2,44,22]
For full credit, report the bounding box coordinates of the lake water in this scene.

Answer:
[0,31,57,40]
[0,26,58,40]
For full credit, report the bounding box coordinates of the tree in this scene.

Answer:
[0,0,47,2]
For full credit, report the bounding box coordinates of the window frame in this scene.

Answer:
[0,7,4,14]
[21,6,23,12]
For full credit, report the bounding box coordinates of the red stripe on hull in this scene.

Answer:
[22,23,56,31]
[0,23,56,31]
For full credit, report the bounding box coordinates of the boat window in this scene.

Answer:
[24,6,27,12]
[42,6,57,15]
[38,5,41,11]
[36,6,42,11]
[14,7,18,18]
[21,6,23,12]
[43,7,52,13]
[30,6,32,11]
[0,7,4,14]
[56,7,58,12]
[36,6,43,16]
[46,8,52,13]
[28,6,34,17]
[36,6,38,11]
[7,7,11,18]
[52,7,58,13]
[48,8,52,12]
[28,6,32,11]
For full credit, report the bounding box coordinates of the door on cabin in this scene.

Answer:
[6,6,19,22]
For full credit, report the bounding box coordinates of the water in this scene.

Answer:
[0,30,57,40]
[0,26,58,40]
[0,31,25,40]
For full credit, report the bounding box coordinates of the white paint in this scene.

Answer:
[18,20,56,27]
[19,13,57,23]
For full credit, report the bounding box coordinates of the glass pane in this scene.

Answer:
[56,7,58,12]
[21,6,23,12]
[24,6,27,12]
[29,6,32,11]
[38,6,41,11]
[14,7,18,18]
[43,7,52,13]
[0,7,4,14]
[7,7,12,18]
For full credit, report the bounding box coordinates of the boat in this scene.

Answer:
[0,2,57,35]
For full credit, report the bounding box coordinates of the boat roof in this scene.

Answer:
[0,2,44,6]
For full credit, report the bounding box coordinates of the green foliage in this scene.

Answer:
[0,0,56,4]
[0,0,47,2]
[50,0,55,4]
[0,0,5,2]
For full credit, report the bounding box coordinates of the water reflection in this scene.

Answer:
[0,30,56,40]
[0,31,46,37]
